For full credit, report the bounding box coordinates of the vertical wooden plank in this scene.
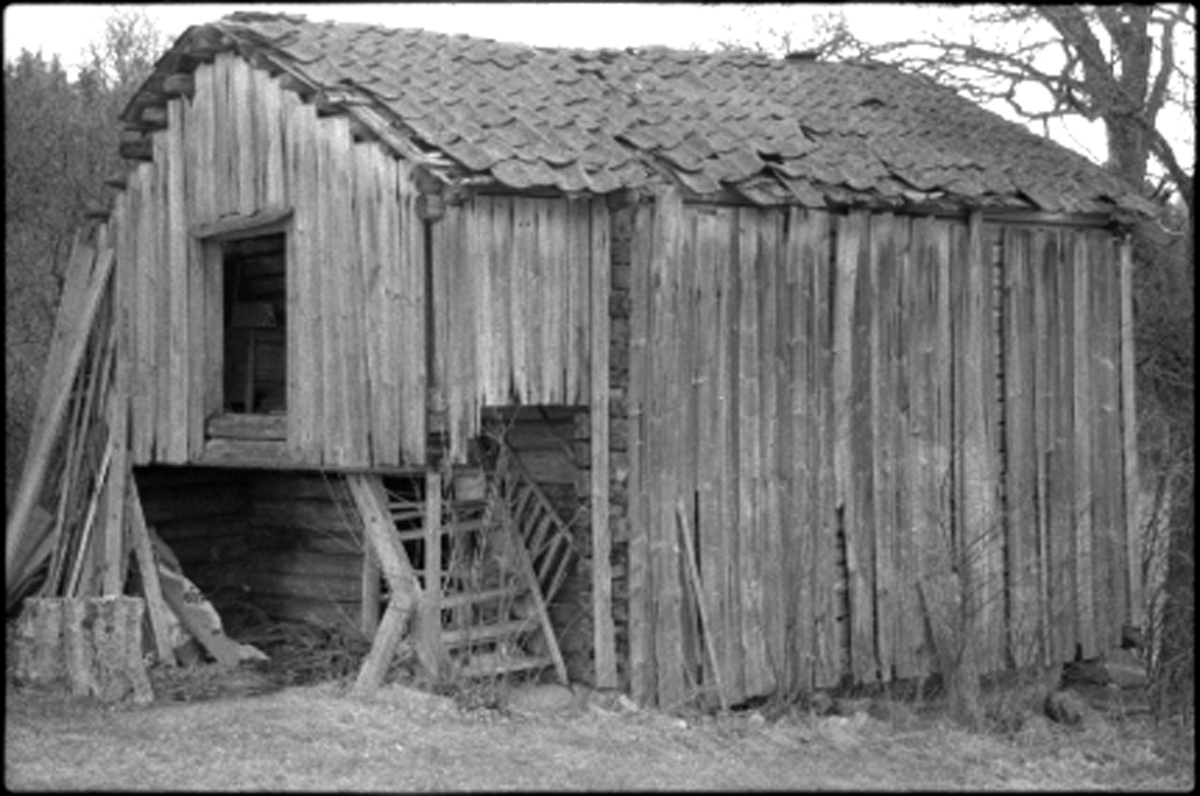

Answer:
[192,63,216,227]
[951,213,1003,673]
[645,190,666,702]
[869,212,900,681]
[757,210,786,684]
[317,119,347,464]
[570,200,589,405]
[563,200,584,403]
[530,198,548,403]
[526,199,546,402]
[443,204,476,462]
[541,200,564,403]
[182,89,205,459]
[473,196,496,405]
[165,99,189,463]
[231,56,256,215]
[286,92,319,460]
[1071,230,1096,658]
[396,161,426,464]
[627,200,654,704]
[675,207,699,687]
[785,208,812,690]
[222,53,241,216]
[122,172,145,464]
[315,118,340,463]
[930,218,954,679]
[889,215,916,678]
[1118,235,1142,629]
[257,69,285,205]
[591,195,616,689]
[510,198,534,402]
[370,146,401,466]
[833,211,876,682]
[694,208,723,691]
[849,208,876,682]
[460,202,480,449]
[356,144,383,465]
[111,192,135,472]
[894,214,924,680]
[805,210,839,688]
[582,200,603,402]
[489,196,513,403]
[143,148,166,462]
[1089,231,1123,651]
[905,216,953,679]
[210,55,231,218]
[735,206,758,698]
[342,122,372,465]
[1030,227,1054,665]
[978,214,1005,673]
[194,65,223,430]
[1002,226,1041,666]
[651,188,687,707]
[385,154,408,465]
[152,129,172,463]
[1046,230,1078,663]
[430,208,451,449]
[735,207,774,698]
[445,200,466,448]
[449,201,470,461]
[366,146,391,467]
[712,206,743,698]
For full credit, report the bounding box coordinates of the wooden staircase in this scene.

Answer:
[357,445,577,683]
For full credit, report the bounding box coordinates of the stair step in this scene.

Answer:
[387,507,425,522]
[454,654,553,679]
[391,518,491,542]
[442,618,538,648]
[439,586,525,609]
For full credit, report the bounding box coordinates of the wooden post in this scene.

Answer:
[361,543,381,637]
[347,473,441,694]
[422,471,443,668]
[591,199,617,689]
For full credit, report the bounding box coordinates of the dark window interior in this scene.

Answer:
[223,233,287,414]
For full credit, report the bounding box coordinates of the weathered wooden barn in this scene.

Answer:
[7,12,1155,707]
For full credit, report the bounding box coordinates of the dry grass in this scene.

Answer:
[5,677,1193,792]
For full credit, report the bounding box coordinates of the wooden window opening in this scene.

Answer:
[221,232,287,416]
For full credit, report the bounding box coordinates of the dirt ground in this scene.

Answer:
[4,677,1194,791]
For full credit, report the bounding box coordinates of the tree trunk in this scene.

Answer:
[14,596,154,704]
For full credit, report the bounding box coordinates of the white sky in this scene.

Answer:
[4,3,1192,178]
[3,3,910,60]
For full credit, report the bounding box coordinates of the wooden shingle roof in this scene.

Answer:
[124,11,1156,217]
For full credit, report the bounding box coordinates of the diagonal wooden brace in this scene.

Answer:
[346,473,445,694]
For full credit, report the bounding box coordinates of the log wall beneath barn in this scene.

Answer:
[133,466,366,636]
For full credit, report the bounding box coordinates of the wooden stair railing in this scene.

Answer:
[357,449,576,686]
